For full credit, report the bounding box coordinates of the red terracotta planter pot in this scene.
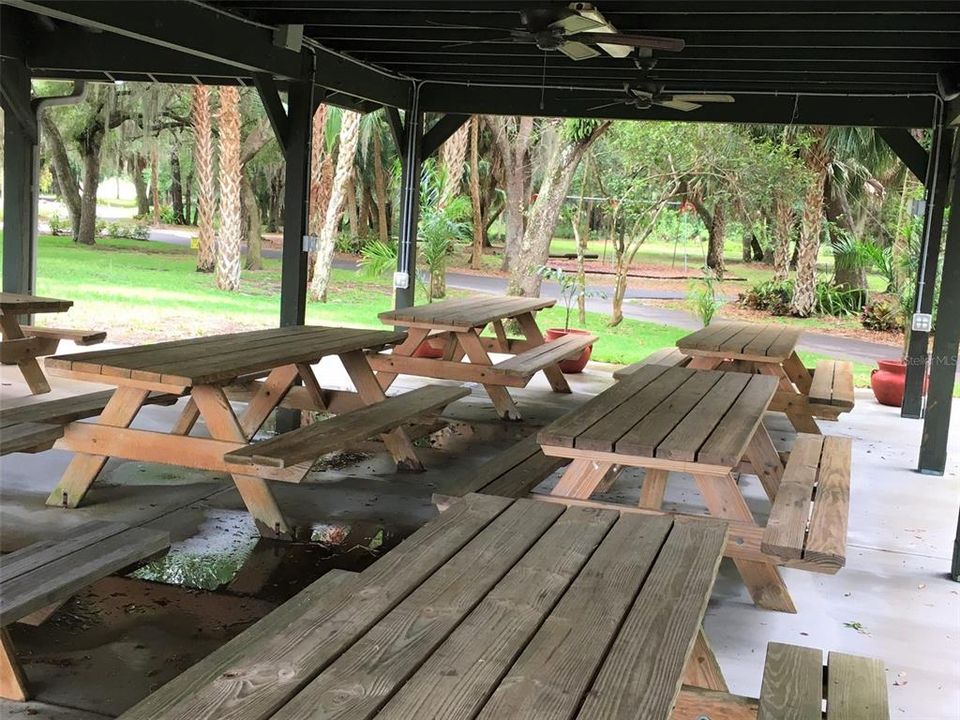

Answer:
[545,327,593,374]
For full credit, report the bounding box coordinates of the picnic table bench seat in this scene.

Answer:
[223,384,469,469]
[493,330,597,378]
[433,434,569,507]
[612,346,691,380]
[762,433,852,573]
[0,520,170,701]
[0,326,105,366]
[19,325,107,347]
[0,390,179,456]
[808,359,856,413]
[675,641,889,719]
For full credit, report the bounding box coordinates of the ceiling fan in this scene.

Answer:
[589,84,736,112]
[432,3,684,61]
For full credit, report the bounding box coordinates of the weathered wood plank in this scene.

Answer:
[761,435,822,560]
[826,650,889,720]
[612,347,689,380]
[0,521,124,584]
[118,494,511,720]
[374,507,615,720]
[496,332,596,376]
[0,293,72,314]
[804,436,852,571]
[696,375,778,467]
[758,642,823,720]
[0,390,178,428]
[577,518,728,720]
[657,373,751,463]
[20,326,106,346]
[0,527,169,625]
[477,514,674,720]
[0,422,62,455]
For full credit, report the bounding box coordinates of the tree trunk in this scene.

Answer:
[772,197,792,282]
[469,116,484,270]
[372,129,389,242]
[508,121,610,297]
[184,165,194,227]
[77,125,105,245]
[706,203,726,279]
[192,85,216,273]
[791,126,830,317]
[216,86,243,291]
[310,110,362,301]
[169,146,185,224]
[741,228,752,263]
[486,116,535,272]
[242,171,262,271]
[129,152,150,217]
[150,144,161,225]
[345,179,359,243]
[40,113,82,238]
[440,121,470,207]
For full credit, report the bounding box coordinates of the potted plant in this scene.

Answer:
[537,266,602,373]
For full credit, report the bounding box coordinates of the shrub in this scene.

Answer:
[739,279,794,315]
[128,223,150,240]
[814,281,863,317]
[158,205,178,224]
[95,219,108,237]
[687,269,723,327]
[861,297,904,331]
[48,213,68,236]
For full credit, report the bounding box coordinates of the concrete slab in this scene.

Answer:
[1,355,957,718]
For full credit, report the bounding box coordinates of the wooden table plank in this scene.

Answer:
[476,514,674,720]
[120,494,511,720]
[380,296,554,330]
[743,325,787,357]
[0,521,123,584]
[826,651,890,719]
[656,372,751,462]
[0,293,73,315]
[576,518,728,720]
[614,370,725,458]
[676,322,739,352]
[273,500,566,720]
[758,642,823,720]
[804,436,851,569]
[694,375,779,467]
[576,366,694,452]
[374,506,618,720]
[537,363,673,448]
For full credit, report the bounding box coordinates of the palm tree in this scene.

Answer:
[191,85,216,273]
[791,126,830,316]
[216,86,242,292]
[440,122,469,207]
[309,109,362,301]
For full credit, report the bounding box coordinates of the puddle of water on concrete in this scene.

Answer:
[130,507,401,603]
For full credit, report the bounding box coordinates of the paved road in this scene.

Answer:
[147,229,899,365]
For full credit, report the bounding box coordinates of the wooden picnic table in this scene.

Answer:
[538,364,799,613]
[371,295,596,420]
[677,320,854,433]
[121,494,730,720]
[0,292,74,394]
[42,326,426,539]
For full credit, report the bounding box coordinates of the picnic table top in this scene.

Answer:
[677,321,801,362]
[45,325,406,388]
[379,295,555,330]
[0,292,73,315]
[539,364,778,468]
[122,494,727,720]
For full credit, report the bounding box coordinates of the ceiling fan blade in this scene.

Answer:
[586,100,625,112]
[572,32,685,52]
[426,19,525,33]
[658,99,701,112]
[671,94,736,104]
[550,13,604,35]
[558,41,601,61]
[441,36,533,49]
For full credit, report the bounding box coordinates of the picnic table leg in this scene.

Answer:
[782,351,814,394]
[237,364,299,438]
[757,364,821,435]
[191,385,292,539]
[0,629,28,701]
[681,626,729,692]
[687,356,723,370]
[374,327,431,391]
[456,330,522,421]
[340,350,424,471]
[514,312,571,394]
[744,424,784,501]
[639,468,669,509]
[170,397,200,436]
[550,458,613,498]
[45,387,150,508]
[0,314,51,394]
[693,472,797,614]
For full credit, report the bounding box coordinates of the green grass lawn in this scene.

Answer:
[0,233,937,392]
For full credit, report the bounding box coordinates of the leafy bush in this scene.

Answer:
[48,213,68,236]
[861,297,904,331]
[158,205,178,224]
[95,219,108,237]
[128,223,150,240]
[814,281,863,317]
[739,279,794,315]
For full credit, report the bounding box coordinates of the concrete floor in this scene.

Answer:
[0,352,958,719]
